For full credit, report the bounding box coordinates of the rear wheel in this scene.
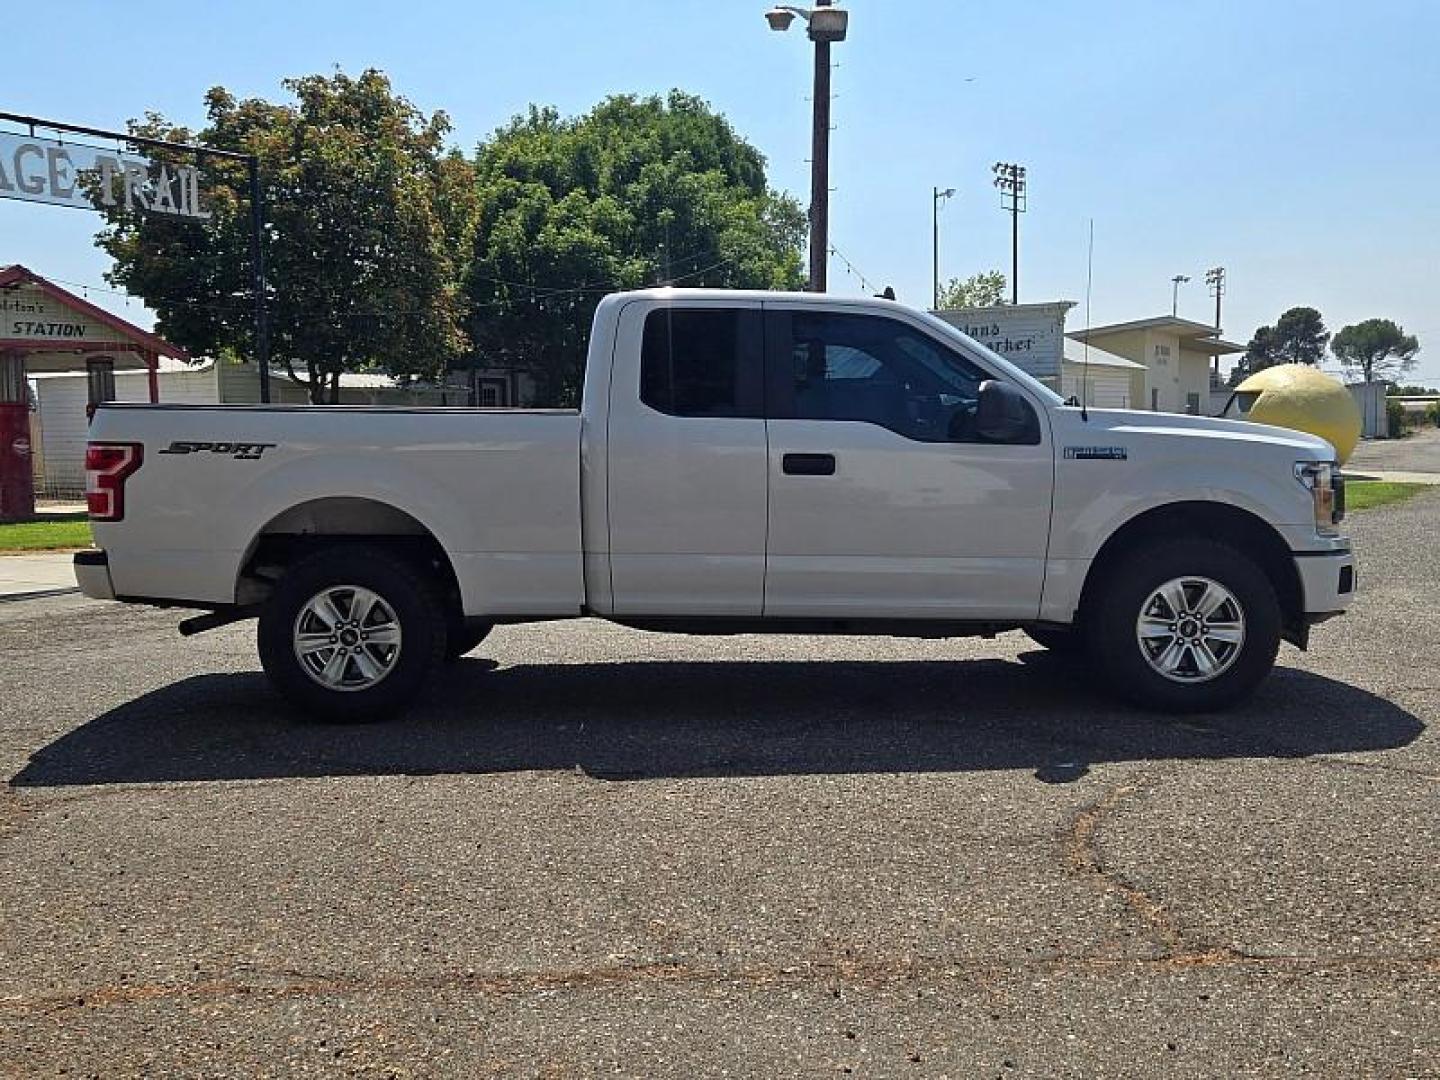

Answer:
[257,544,445,722]
[1085,538,1281,712]
[1024,626,1084,653]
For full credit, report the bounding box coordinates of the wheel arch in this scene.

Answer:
[237,497,463,623]
[1080,501,1305,643]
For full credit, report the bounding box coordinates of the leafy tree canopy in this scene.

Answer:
[1228,306,1330,386]
[96,70,474,402]
[1229,325,1281,386]
[1272,306,1330,365]
[465,91,806,405]
[936,271,1008,309]
[1332,319,1421,385]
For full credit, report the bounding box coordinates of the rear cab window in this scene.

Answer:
[640,308,765,418]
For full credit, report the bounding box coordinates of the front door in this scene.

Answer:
[604,299,769,615]
[763,304,1054,620]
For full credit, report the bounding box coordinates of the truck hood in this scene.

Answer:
[1066,407,1337,461]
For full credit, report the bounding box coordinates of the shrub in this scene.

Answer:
[1427,400,1440,428]
[1386,399,1408,438]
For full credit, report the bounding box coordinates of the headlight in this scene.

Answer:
[1295,461,1344,535]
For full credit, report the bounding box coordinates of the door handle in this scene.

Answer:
[782,453,836,476]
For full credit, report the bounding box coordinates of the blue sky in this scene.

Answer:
[3,0,1437,384]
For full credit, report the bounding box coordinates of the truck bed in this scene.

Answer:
[87,404,585,615]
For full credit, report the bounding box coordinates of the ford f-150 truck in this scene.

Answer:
[74,289,1353,718]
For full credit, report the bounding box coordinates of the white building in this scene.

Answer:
[28,357,460,498]
[1059,338,1146,409]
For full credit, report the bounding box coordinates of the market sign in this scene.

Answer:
[932,301,1075,384]
[0,131,211,221]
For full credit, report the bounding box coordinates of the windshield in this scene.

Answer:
[912,308,1065,406]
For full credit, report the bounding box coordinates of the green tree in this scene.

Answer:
[1272,306,1330,365]
[465,91,806,405]
[936,270,1008,309]
[1227,307,1330,386]
[96,70,474,403]
[1332,319,1421,384]
[1228,324,1282,386]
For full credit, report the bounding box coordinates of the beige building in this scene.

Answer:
[1066,316,1245,415]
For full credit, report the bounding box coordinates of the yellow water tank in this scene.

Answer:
[1235,364,1362,465]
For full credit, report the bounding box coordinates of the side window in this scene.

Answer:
[779,311,992,443]
[640,308,762,418]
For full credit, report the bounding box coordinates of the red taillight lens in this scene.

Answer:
[85,442,143,522]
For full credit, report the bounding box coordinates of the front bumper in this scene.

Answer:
[1294,547,1355,617]
[73,550,116,601]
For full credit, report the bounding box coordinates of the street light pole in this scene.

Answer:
[1171,274,1191,316]
[932,186,955,309]
[766,4,848,292]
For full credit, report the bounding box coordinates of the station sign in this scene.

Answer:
[0,131,211,221]
[0,280,135,347]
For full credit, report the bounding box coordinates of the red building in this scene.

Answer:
[0,265,185,521]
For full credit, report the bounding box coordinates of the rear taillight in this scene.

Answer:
[85,442,143,522]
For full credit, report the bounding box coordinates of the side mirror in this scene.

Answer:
[974,380,1039,444]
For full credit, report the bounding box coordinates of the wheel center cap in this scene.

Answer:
[1178,618,1200,638]
[340,628,360,647]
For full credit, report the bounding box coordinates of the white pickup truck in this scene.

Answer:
[75,289,1353,718]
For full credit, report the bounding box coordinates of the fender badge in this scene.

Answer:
[158,440,276,460]
[1064,446,1127,461]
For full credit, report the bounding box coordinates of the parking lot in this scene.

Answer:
[1,489,1437,1077]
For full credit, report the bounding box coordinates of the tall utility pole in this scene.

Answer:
[1170,274,1190,316]
[809,0,833,292]
[766,3,849,292]
[932,186,955,309]
[992,162,1026,304]
[1206,266,1226,378]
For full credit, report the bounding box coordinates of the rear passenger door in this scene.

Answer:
[604,299,770,615]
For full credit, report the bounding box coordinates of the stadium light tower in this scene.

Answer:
[992,162,1026,304]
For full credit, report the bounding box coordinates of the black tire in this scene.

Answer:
[257,544,446,722]
[1085,538,1281,713]
[1024,626,1085,653]
[444,621,494,662]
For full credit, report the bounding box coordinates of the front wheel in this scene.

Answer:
[1085,538,1281,713]
[257,544,446,722]
[444,621,494,662]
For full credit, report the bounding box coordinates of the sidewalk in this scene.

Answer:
[0,553,79,602]
[1346,469,1440,485]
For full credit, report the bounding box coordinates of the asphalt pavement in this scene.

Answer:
[1,492,1437,1077]
[1348,425,1440,475]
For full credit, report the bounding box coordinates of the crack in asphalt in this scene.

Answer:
[1064,771,1191,956]
[4,952,1436,1018]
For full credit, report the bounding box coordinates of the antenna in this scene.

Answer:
[1081,218,1094,421]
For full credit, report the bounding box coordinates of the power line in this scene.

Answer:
[827,243,875,293]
